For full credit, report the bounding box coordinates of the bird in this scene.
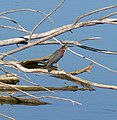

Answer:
[45,45,69,67]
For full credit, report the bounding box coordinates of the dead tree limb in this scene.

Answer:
[0,74,19,85]
[73,5,117,25]
[51,70,117,90]
[0,18,117,47]
[0,60,117,90]
[0,95,49,106]
[0,84,93,92]
[0,19,117,60]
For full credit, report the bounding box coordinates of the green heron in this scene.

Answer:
[45,45,69,67]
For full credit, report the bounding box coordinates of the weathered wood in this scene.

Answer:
[0,74,19,84]
[0,95,49,106]
[0,85,93,92]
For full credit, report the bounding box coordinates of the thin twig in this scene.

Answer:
[0,52,18,61]
[0,8,40,15]
[99,12,117,20]
[38,95,82,105]
[0,16,29,33]
[0,24,30,33]
[28,0,65,42]
[68,63,94,75]
[73,4,117,25]
[0,8,54,24]
[0,113,15,120]
[68,48,117,73]
[78,37,101,43]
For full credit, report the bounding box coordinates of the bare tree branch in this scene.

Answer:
[0,84,92,92]
[0,113,15,120]
[39,40,117,55]
[0,16,29,32]
[38,95,82,105]
[99,12,117,20]
[73,4,117,25]
[0,19,117,59]
[0,8,54,24]
[0,95,49,106]
[1,60,117,90]
[28,0,65,41]
[51,70,117,90]
[0,24,30,33]
[0,74,19,84]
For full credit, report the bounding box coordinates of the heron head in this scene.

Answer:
[61,45,73,50]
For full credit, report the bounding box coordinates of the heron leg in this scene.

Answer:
[57,62,60,71]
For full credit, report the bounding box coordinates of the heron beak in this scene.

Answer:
[67,45,74,47]
[64,45,74,49]
[61,45,74,49]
